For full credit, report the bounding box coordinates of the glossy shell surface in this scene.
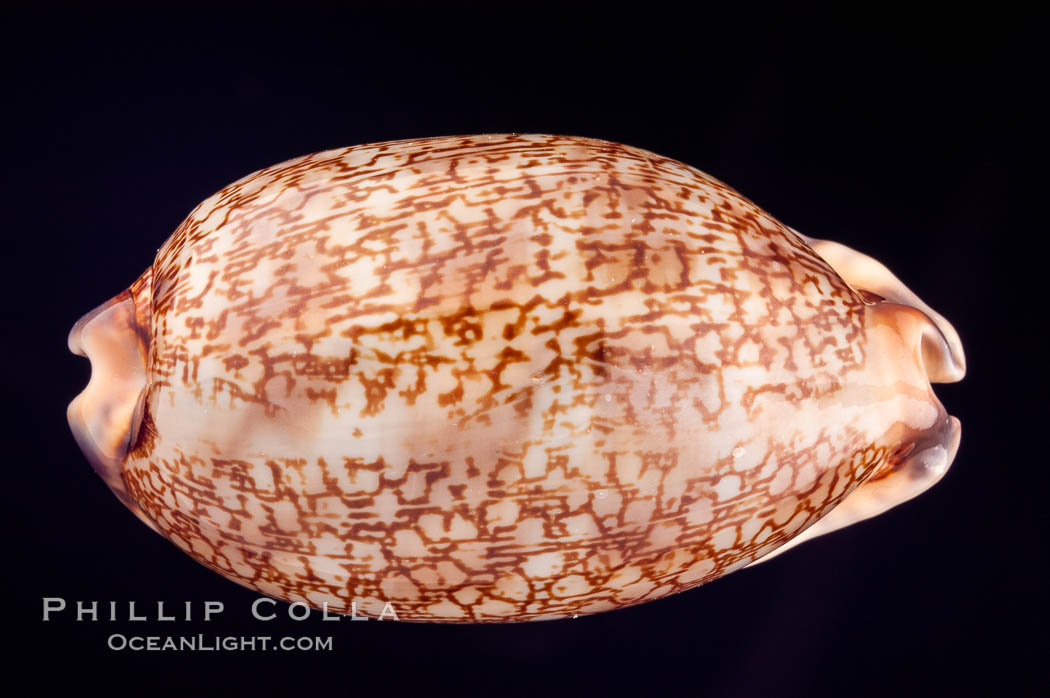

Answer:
[68,134,964,621]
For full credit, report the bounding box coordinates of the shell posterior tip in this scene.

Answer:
[67,288,150,509]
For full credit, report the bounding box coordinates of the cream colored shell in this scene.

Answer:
[68,134,964,622]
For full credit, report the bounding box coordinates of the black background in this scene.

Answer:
[2,5,1042,697]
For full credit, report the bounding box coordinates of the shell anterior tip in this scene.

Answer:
[795,231,966,384]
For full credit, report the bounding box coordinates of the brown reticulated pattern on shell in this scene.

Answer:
[92,134,939,621]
